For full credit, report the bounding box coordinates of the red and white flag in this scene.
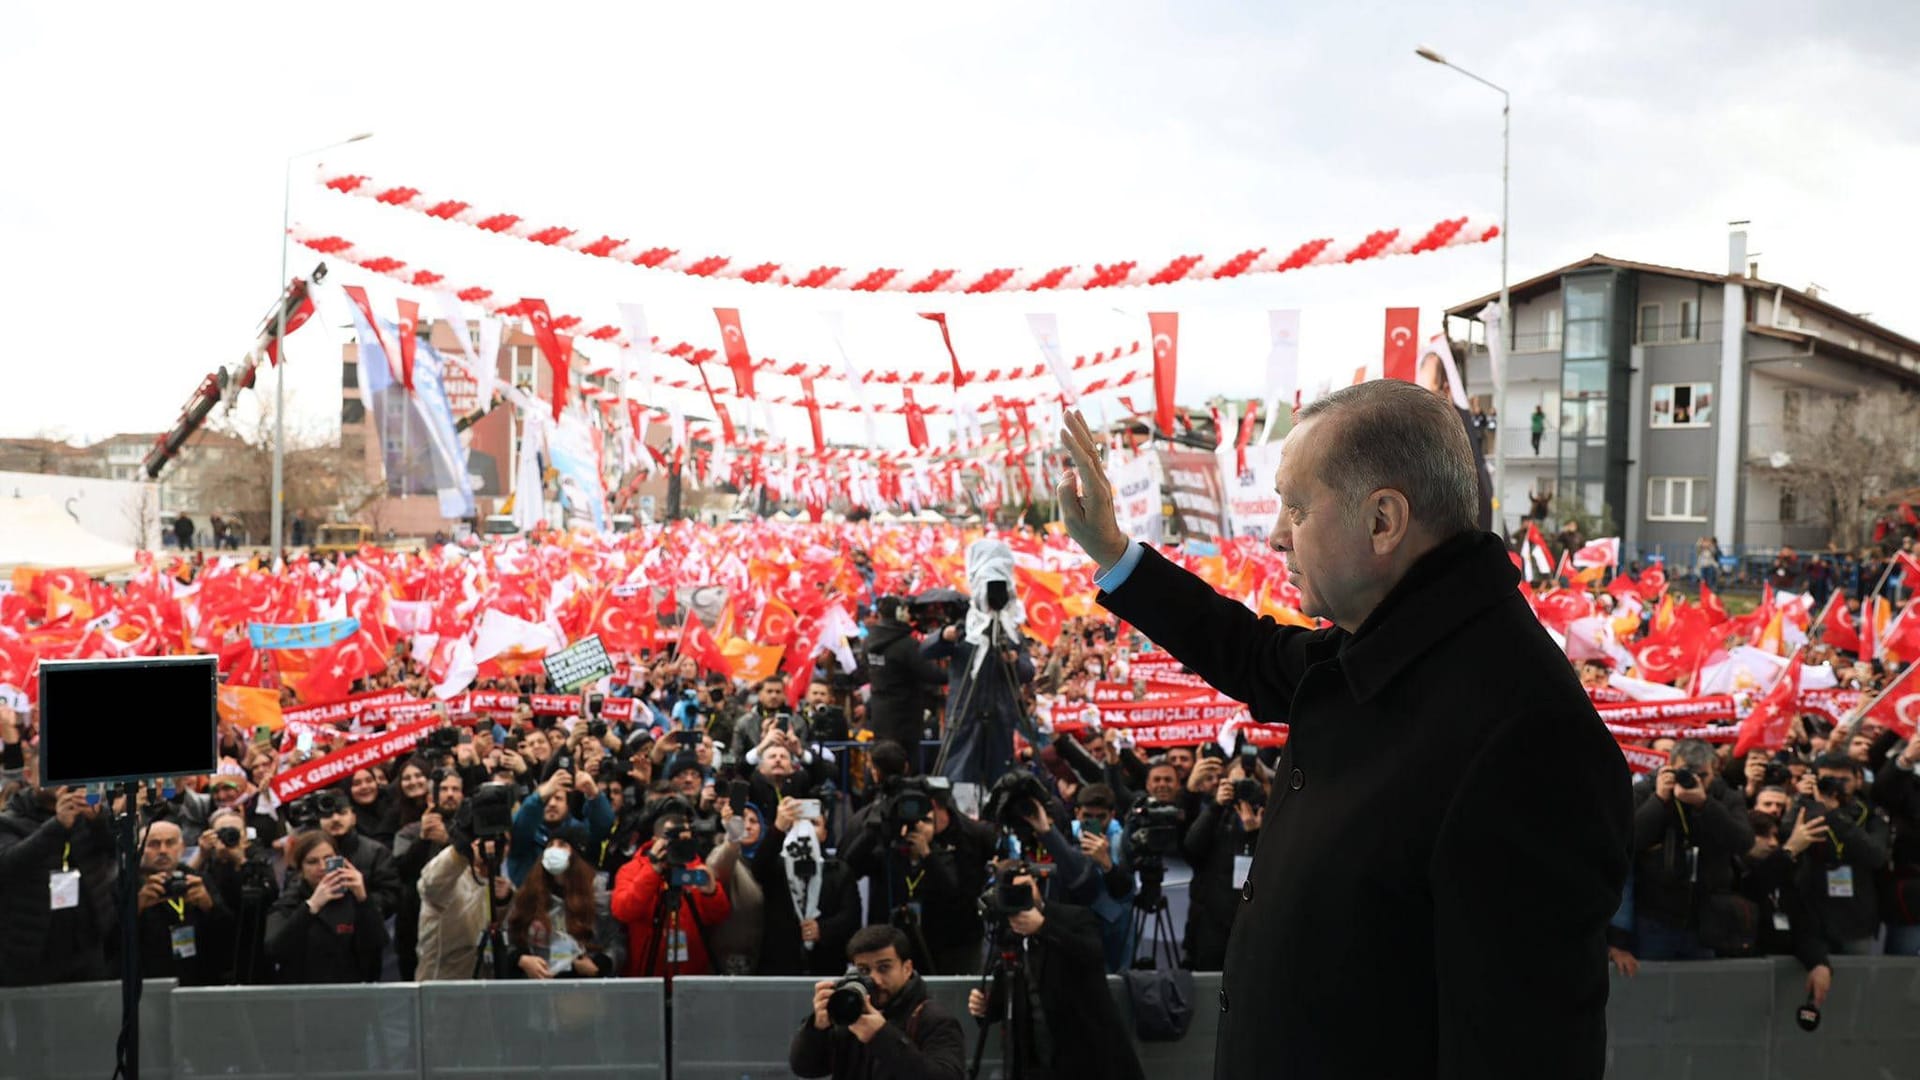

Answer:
[521,298,573,422]
[1896,552,1920,590]
[1523,522,1555,578]
[1862,660,1920,739]
[713,307,757,398]
[1572,537,1622,570]
[1148,312,1179,436]
[1382,307,1419,383]
[1734,650,1803,758]
[341,285,398,383]
[918,312,967,389]
[393,298,419,391]
[1880,600,1920,664]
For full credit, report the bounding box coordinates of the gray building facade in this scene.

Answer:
[1447,231,1920,563]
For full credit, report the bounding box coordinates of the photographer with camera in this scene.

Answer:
[1783,752,1890,1004]
[128,818,232,986]
[920,780,997,977]
[306,787,404,918]
[1182,754,1267,971]
[966,867,1146,1080]
[864,596,951,760]
[611,798,732,976]
[844,744,962,937]
[0,781,117,986]
[266,831,388,984]
[416,791,517,981]
[506,825,622,979]
[791,924,966,1080]
[731,678,804,763]
[505,756,614,887]
[192,806,278,984]
[1630,739,1756,960]
[394,761,465,980]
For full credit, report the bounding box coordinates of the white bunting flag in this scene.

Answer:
[1260,310,1301,443]
[1025,313,1080,406]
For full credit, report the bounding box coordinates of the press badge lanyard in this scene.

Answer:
[1830,804,1868,862]
[164,897,186,921]
[61,842,70,872]
[903,869,926,899]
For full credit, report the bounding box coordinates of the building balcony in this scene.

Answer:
[1632,321,1721,346]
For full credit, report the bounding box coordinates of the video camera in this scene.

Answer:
[803,702,850,743]
[470,782,516,840]
[286,788,347,832]
[872,775,946,846]
[1124,794,1182,864]
[424,726,462,756]
[982,770,1051,843]
[647,795,716,889]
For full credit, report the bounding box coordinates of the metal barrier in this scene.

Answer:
[1,959,1915,1079]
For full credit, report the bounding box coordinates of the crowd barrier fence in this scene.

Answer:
[2,958,1916,1079]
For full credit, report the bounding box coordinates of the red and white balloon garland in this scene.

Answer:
[317,169,1499,294]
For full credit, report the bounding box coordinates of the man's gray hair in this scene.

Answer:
[1670,739,1716,771]
[1296,379,1479,534]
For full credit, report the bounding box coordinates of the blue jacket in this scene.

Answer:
[506,791,614,886]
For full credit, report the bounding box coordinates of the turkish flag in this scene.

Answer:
[1882,603,1920,664]
[1864,661,1920,739]
[903,389,929,450]
[522,298,573,422]
[394,298,419,391]
[263,279,317,366]
[1025,593,1065,647]
[1531,588,1594,633]
[752,598,798,648]
[1700,582,1728,626]
[1636,564,1668,603]
[1382,307,1420,382]
[917,313,967,388]
[1821,594,1862,654]
[712,308,757,398]
[341,285,398,383]
[1896,551,1920,590]
[1629,635,1692,685]
[1148,312,1179,436]
[1734,652,1802,758]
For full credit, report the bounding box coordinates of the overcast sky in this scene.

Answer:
[4,0,1915,449]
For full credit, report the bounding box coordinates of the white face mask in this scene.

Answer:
[542,847,572,876]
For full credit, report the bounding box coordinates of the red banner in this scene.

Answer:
[1148,312,1178,436]
[1382,307,1419,383]
[1606,722,1736,743]
[271,717,441,803]
[1593,695,1736,725]
[1616,743,1669,775]
[1797,688,1864,726]
[279,687,412,729]
[1090,681,1219,704]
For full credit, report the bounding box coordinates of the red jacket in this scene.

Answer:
[611,854,732,977]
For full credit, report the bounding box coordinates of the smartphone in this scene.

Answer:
[795,798,822,821]
[725,817,747,843]
[728,780,752,814]
[296,731,315,754]
[85,784,103,807]
[324,856,346,873]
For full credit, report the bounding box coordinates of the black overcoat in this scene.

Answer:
[1100,531,1632,1079]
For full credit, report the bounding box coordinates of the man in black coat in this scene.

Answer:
[316,792,404,918]
[863,598,950,761]
[1054,381,1632,1079]
[791,924,966,1080]
[0,785,118,986]
[1630,739,1755,959]
[965,873,1145,1080]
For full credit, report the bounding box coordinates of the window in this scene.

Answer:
[1778,488,1798,523]
[1651,382,1714,428]
[1637,304,1662,343]
[1647,477,1709,521]
[1678,299,1700,340]
[1542,308,1563,350]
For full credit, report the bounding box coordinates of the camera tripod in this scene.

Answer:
[970,926,1035,1080]
[1129,862,1180,971]
[931,618,1034,783]
[470,839,513,980]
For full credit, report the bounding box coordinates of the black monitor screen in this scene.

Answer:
[38,656,219,787]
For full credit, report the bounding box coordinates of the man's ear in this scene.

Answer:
[1366,488,1414,557]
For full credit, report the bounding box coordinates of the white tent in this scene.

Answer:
[0,495,141,572]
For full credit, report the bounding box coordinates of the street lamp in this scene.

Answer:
[272,131,372,566]
[1416,44,1510,533]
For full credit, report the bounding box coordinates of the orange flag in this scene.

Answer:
[218,684,284,731]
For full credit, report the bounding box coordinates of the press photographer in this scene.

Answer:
[1631,739,1756,959]
[1786,752,1890,1003]
[0,782,117,986]
[844,748,960,944]
[130,818,232,986]
[610,797,732,977]
[790,924,966,1080]
[191,806,277,984]
[1182,754,1266,970]
[863,595,952,757]
[394,762,466,980]
[921,778,998,977]
[416,786,516,981]
[966,868,1145,1080]
[752,793,863,977]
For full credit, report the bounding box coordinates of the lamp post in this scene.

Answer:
[273,132,372,566]
[1416,45,1509,533]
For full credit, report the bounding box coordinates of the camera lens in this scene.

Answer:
[827,976,872,1025]
[216,826,242,848]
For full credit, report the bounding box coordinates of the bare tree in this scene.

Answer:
[123,483,159,549]
[1766,390,1920,551]
[204,394,369,542]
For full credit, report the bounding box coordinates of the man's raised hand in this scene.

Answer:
[1057,409,1131,573]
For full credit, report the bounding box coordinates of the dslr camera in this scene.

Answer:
[826,972,878,1025]
[871,776,943,848]
[1673,767,1701,791]
[163,868,191,899]
[982,770,1052,843]
[1816,774,1850,800]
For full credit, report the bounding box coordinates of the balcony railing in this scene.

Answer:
[1633,320,1720,346]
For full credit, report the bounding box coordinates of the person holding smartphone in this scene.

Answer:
[265,832,387,984]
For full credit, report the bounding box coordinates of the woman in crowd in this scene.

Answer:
[505,827,619,979]
[394,759,432,833]
[706,800,767,975]
[346,767,400,850]
[266,831,388,984]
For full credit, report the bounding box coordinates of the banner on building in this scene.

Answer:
[1107,453,1164,546]
[1158,449,1230,544]
[1216,442,1285,540]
